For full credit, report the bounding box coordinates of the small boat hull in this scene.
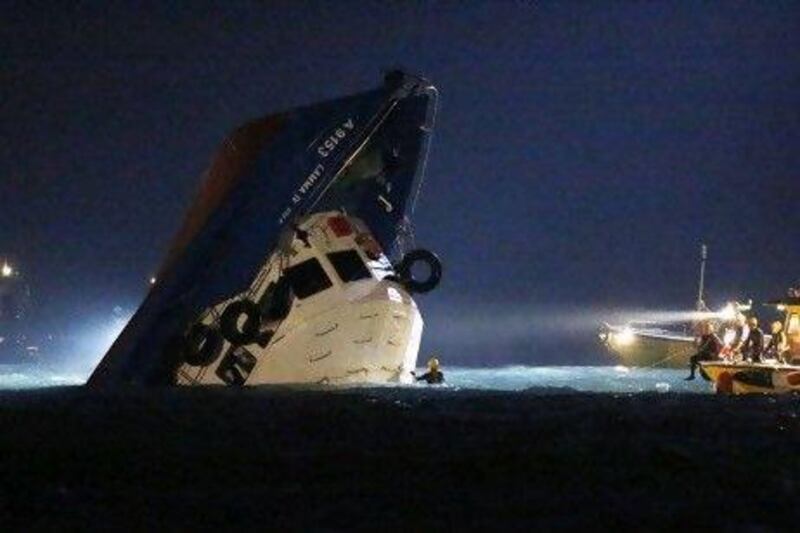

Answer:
[601,328,695,368]
[700,361,800,394]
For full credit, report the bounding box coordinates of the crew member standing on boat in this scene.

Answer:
[729,314,750,361]
[685,322,723,381]
[413,357,445,384]
[765,321,789,363]
[741,317,765,363]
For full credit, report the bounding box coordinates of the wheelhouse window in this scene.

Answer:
[285,258,332,299]
[327,250,372,283]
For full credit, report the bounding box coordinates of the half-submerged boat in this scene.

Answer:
[89,71,441,387]
[701,293,800,394]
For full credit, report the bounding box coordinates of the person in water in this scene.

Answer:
[765,320,789,363]
[685,322,722,380]
[741,316,764,363]
[413,357,444,384]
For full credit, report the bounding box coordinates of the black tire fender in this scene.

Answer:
[220,299,262,346]
[395,249,442,294]
[183,323,224,367]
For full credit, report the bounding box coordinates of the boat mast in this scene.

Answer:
[696,243,707,311]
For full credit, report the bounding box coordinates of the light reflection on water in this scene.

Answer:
[442,365,708,394]
[0,365,84,390]
[0,364,707,393]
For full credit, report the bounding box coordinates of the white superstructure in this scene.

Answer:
[175,211,425,386]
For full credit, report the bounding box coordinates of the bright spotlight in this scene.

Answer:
[61,307,133,378]
[615,327,636,346]
[1,262,13,278]
[717,303,737,321]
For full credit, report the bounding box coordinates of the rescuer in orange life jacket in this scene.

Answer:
[685,322,723,381]
[412,357,445,384]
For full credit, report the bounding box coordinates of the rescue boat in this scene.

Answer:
[701,293,800,394]
[599,324,695,368]
[600,244,719,368]
[88,71,441,387]
[700,361,800,394]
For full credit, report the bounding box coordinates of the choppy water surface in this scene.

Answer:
[0,364,708,393]
[444,365,708,394]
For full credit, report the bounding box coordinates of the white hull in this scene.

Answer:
[177,283,422,386]
[253,296,422,385]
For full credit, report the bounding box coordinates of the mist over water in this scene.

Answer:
[432,305,708,345]
[18,299,730,381]
[0,365,83,389]
[38,304,712,374]
[417,301,734,366]
[14,303,721,386]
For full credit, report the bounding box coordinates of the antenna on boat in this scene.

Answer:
[696,243,708,311]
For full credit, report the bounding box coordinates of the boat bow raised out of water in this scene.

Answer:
[89,71,441,387]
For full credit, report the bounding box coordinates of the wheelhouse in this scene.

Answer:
[766,296,800,363]
[276,213,390,307]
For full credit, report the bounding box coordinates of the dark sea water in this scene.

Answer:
[0,364,710,393]
[0,365,794,530]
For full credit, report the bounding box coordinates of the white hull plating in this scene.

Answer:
[252,294,422,385]
[176,283,423,386]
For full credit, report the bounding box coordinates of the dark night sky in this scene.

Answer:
[2,1,799,365]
